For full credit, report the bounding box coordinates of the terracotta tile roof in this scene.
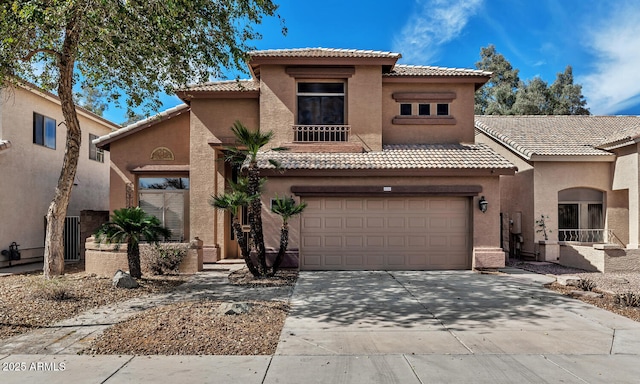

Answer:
[256,144,515,170]
[93,103,189,149]
[248,48,401,59]
[176,80,259,92]
[474,115,640,159]
[385,65,492,78]
[0,139,11,152]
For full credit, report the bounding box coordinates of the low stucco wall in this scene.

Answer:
[473,248,506,269]
[85,237,203,277]
[559,244,640,273]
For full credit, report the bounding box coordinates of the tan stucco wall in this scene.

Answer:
[108,112,190,210]
[258,65,384,151]
[249,174,503,267]
[189,98,259,261]
[382,83,476,145]
[534,161,613,244]
[0,86,113,266]
[475,131,535,255]
[611,144,639,247]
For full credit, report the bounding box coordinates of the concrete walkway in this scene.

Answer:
[2,269,640,383]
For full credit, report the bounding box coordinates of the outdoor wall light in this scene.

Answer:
[479,196,488,213]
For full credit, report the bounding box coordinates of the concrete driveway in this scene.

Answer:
[268,270,640,383]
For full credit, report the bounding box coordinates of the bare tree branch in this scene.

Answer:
[22,48,60,62]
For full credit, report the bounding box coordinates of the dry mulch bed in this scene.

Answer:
[86,300,289,355]
[547,283,640,322]
[0,264,186,340]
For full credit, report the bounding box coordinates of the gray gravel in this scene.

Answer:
[508,260,640,294]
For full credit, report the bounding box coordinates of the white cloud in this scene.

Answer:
[579,4,640,114]
[392,0,483,64]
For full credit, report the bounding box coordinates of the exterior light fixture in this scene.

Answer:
[479,196,488,213]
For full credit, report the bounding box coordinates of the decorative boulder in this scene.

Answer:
[216,302,252,316]
[112,270,139,289]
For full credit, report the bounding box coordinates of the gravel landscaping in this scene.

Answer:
[508,259,640,322]
[2,261,639,356]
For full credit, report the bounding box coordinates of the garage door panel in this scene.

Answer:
[300,197,470,270]
[303,217,322,229]
[345,217,364,228]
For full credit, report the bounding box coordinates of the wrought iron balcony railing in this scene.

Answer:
[292,125,350,142]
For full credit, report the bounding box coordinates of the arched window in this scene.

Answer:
[558,188,604,242]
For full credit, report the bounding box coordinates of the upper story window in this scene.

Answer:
[33,112,56,149]
[89,133,104,163]
[392,92,456,125]
[297,82,345,125]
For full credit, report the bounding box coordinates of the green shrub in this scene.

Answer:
[615,292,640,307]
[144,244,188,275]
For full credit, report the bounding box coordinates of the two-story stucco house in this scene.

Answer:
[95,48,516,271]
[0,81,117,268]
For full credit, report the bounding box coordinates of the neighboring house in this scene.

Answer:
[475,115,640,271]
[0,81,117,268]
[95,48,516,271]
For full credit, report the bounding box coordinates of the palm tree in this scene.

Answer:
[210,190,261,277]
[94,207,171,279]
[224,121,279,275]
[271,196,307,275]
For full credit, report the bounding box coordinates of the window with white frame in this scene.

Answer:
[138,177,189,242]
[33,112,56,149]
[557,188,604,242]
[89,133,104,162]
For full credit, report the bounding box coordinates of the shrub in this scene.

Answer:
[577,278,596,292]
[34,279,74,301]
[143,244,189,275]
[615,292,640,307]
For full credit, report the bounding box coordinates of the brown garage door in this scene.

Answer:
[300,197,470,270]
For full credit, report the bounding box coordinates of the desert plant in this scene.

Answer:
[34,279,74,301]
[577,278,597,292]
[145,244,189,275]
[535,214,552,240]
[215,121,295,278]
[270,195,307,276]
[615,292,640,307]
[94,207,171,279]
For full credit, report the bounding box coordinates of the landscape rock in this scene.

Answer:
[556,275,581,286]
[112,270,139,289]
[216,302,253,316]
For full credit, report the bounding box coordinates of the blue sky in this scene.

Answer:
[103,0,640,123]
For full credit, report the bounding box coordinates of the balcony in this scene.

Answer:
[558,229,605,243]
[293,125,350,142]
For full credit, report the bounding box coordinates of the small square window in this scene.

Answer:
[418,104,431,116]
[436,103,449,116]
[400,104,412,115]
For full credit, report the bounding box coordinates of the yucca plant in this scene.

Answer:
[271,195,307,275]
[94,207,171,279]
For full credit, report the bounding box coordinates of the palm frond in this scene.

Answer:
[271,195,307,223]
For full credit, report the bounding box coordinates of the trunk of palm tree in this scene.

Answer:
[271,223,289,276]
[232,221,260,277]
[43,17,81,279]
[247,162,267,275]
[127,240,142,278]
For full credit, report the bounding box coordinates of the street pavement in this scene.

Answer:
[1,267,639,383]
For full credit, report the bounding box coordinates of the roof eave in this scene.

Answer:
[95,105,190,150]
[529,154,616,162]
